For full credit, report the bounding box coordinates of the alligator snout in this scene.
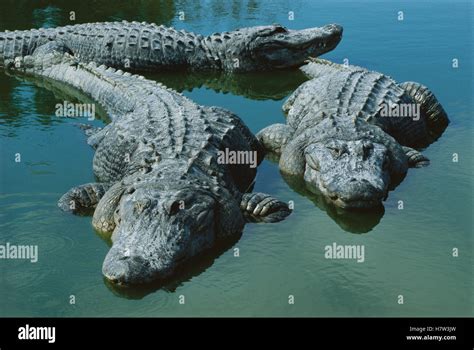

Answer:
[324,178,386,209]
[102,249,152,285]
[322,24,343,38]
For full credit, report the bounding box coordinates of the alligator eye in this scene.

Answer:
[328,146,342,158]
[362,141,373,159]
[362,141,373,150]
[272,25,288,34]
[126,187,136,195]
[168,201,182,216]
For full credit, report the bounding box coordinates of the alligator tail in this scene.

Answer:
[399,81,449,139]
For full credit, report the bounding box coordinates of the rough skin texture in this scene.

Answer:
[257,59,449,209]
[0,21,342,72]
[8,50,292,285]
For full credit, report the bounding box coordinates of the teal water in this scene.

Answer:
[0,0,472,316]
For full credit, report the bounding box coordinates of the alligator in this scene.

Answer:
[7,49,292,285]
[257,58,449,209]
[0,21,342,72]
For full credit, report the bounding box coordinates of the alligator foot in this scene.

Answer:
[58,182,110,214]
[240,192,292,223]
[402,146,430,168]
[76,123,102,137]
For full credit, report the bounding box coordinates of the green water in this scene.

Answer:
[0,0,472,316]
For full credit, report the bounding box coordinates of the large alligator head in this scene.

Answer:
[280,116,408,209]
[198,23,343,72]
[95,161,244,285]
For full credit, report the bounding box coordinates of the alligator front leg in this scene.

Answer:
[402,146,430,168]
[256,123,293,155]
[92,182,126,235]
[58,183,110,214]
[240,192,292,223]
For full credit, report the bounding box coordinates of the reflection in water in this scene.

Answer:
[147,69,308,101]
[0,0,270,33]
[7,72,111,125]
[0,1,176,30]
[103,236,241,299]
[32,6,63,28]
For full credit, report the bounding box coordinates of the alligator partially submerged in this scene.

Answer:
[8,50,291,284]
[0,21,342,72]
[257,59,449,209]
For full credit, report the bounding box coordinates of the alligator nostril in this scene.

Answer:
[349,178,357,182]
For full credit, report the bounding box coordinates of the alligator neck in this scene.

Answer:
[190,29,248,71]
[188,36,225,70]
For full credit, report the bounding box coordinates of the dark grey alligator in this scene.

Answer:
[257,58,449,209]
[8,50,292,284]
[0,21,342,72]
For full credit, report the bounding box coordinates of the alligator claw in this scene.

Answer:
[402,146,430,168]
[241,192,292,223]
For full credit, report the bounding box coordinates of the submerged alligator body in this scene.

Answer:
[0,21,342,72]
[8,50,291,284]
[257,59,449,209]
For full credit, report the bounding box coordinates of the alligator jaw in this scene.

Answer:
[283,24,343,52]
[329,195,384,210]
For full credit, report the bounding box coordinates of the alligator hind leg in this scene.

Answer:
[402,146,430,168]
[256,123,292,155]
[75,123,110,149]
[77,123,101,137]
[398,82,449,138]
[32,40,73,57]
[241,192,292,223]
[5,41,74,71]
[58,182,110,214]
